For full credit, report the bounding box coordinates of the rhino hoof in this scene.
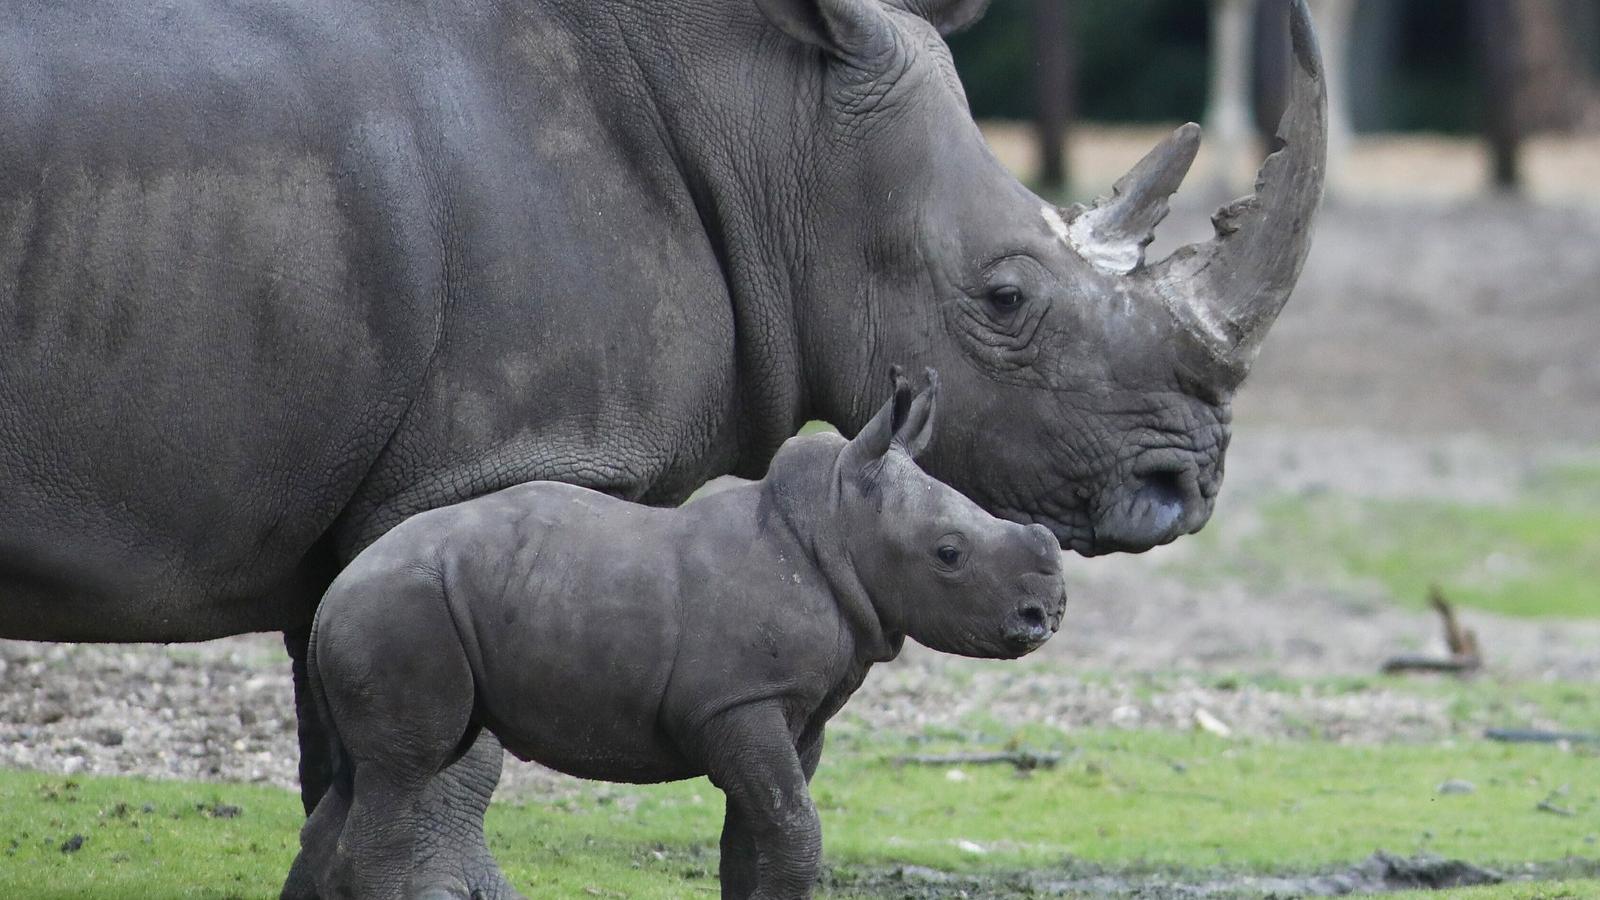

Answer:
[411,876,473,900]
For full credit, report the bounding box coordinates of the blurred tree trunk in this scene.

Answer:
[1252,0,1290,140]
[1310,0,1357,197]
[1469,0,1523,190]
[1515,0,1600,132]
[1207,0,1256,192]
[1032,0,1074,193]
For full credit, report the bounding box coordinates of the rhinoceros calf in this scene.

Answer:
[290,371,1065,899]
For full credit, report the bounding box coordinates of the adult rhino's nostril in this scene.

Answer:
[1139,469,1187,529]
[1019,604,1047,629]
[1098,468,1189,550]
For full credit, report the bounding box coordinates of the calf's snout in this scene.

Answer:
[1000,603,1054,653]
[1000,572,1067,654]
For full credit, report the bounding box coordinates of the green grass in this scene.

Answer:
[6,727,1597,898]
[1073,669,1600,739]
[0,776,303,898]
[1184,460,1600,619]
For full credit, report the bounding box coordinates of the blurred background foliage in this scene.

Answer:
[949,0,1600,134]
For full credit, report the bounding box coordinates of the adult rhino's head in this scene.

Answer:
[760,0,1327,555]
[830,368,1066,658]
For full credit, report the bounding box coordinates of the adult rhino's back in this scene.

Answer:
[0,1,443,641]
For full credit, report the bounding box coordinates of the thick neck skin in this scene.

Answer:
[754,437,903,665]
[525,0,872,474]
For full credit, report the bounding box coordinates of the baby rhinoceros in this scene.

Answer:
[293,368,1066,900]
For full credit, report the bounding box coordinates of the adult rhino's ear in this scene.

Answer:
[754,0,896,64]
[891,367,939,460]
[888,0,992,36]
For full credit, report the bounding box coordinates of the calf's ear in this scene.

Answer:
[754,0,895,64]
[891,367,939,460]
[843,365,939,473]
[843,366,914,467]
[888,0,991,36]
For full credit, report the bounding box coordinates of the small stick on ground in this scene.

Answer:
[1381,586,1482,676]
[1432,586,1480,659]
[894,751,1061,772]
[1535,789,1577,817]
[1485,728,1600,745]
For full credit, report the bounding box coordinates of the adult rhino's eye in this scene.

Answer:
[988,286,1024,313]
[935,545,963,567]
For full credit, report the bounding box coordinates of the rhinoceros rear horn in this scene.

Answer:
[1061,122,1202,275]
[1138,0,1328,388]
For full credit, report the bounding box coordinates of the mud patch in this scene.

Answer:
[826,853,1600,898]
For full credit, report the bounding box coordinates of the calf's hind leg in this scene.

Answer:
[311,574,477,898]
[330,762,436,897]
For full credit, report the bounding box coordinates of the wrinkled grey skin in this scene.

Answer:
[291,372,1065,900]
[0,0,1324,894]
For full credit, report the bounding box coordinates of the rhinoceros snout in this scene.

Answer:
[1001,596,1060,654]
[1092,465,1209,553]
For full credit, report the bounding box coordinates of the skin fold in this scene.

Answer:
[292,372,1066,899]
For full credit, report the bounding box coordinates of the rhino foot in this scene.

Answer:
[281,733,521,900]
[407,734,526,900]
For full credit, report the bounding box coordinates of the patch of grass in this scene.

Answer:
[5,728,1597,897]
[0,774,303,898]
[1432,678,1600,736]
[1186,460,1600,619]
[1190,670,1600,737]
[811,728,1599,873]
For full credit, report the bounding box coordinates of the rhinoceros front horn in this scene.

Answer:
[1104,0,1327,388]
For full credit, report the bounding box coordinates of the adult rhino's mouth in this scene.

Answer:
[1088,466,1207,554]
[1003,467,1211,557]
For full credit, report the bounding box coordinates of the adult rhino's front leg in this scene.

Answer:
[285,626,337,815]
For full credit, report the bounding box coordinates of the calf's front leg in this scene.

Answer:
[720,728,824,900]
[702,705,822,900]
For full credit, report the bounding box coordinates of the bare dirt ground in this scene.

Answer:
[3,134,1598,893]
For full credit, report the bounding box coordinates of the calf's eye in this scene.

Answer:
[936,545,962,566]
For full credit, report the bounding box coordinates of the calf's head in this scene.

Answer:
[758,0,1327,555]
[832,368,1066,659]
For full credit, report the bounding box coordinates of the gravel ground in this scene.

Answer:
[3,190,1598,802]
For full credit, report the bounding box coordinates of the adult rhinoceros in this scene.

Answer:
[1,0,1325,894]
